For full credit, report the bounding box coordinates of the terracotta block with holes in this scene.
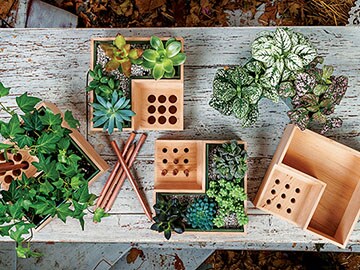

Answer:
[254,124,360,248]
[89,36,185,132]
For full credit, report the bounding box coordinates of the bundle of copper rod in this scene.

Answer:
[96,132,152,221]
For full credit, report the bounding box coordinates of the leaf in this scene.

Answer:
[15,93,41,113]
[150,36,164,50]
[162,58,173,73]
[242,85,262,104]
[56,203,73,223]
[166,41,181,58]
[14,134,35,148]
[126,248,144,264]
[252,47,275,67]
[114,35,126,49]
[273,28,292,53]
[93,207,110,223]
[39,180,54,194]
[313,84,328,96]
[242,105,259,127]
[0,142,12,150]
[21,111,44,132]
[64,111,80,129]
[170,53,186,66]
[292,44,317,66]
[7,115,24,137]
[284,53,303,71]
[153,64,165,80]
[0,82,10,97]
[264,66,282,87]
[36,133,62,153]
[142,49,158,62]
[232,99,249,119]
[39,111,62,127]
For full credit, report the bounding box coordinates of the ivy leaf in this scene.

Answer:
[1,180,21,202]
[39,111,62,127]
[56,203,73,223]
[8,202,24,219]
[15,93,41,113]
[7,115,24,138]
[36,133,62,153]
[33,197,56,216]
[0,143,12,150]
[16,245,42,259]
[39,180,54,194]
[0,82,10,97]
[93,208,110,223]
[21,111,44,132]
[76,185,91,203]
[14,134,35,148]
[64,111,80,129]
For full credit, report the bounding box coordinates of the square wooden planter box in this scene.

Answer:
[254,124,360,248]
[0,102,109,231]
[154,140,247,234]
[89,36,184,132]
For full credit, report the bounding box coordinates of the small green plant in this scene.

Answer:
[92,91,135,135]
[87,64,121,99]
[285,57,348,133]
[142,36,186,80]
[206,141,248,228]
[100,34,143,77]
[150,195,185,240]
[0,83,109,258]
[186,196,216,231]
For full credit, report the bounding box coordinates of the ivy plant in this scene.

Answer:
[142,36,186,80]
[0,83,109,258]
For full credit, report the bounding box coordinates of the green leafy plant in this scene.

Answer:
[92,91,135,135]
[185,196,216,231]
[150,195,185,240]
[87,64,121,99]
[100,34,143,77]
[0,83,109,258]
[142,36,186,80]
[206,141,248,228]
[285,57,348,133]
[251,28,317,88]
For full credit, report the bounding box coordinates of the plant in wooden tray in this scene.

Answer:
[0,83,109,258]
[100,34,143,77]
[185,196,216,231]
[92,91,135,135]
[283,57,349,133]
[150,195,185,240]
[142,36,186,80]
[206,141,248,228]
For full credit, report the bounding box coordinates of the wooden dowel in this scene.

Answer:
[0,162,27,173]
[96,132,136,208]
[109,140,152,221]
[99,143,135,209]
[105,133,147,212]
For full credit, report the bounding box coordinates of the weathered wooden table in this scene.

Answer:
[0,27,359,251]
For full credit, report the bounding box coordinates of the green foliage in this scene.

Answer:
[87,64,121,99]
[185,196,216,231]
[142,36,186,80]
[100,34,143,77]
[150,195,185,240]
[0,83,107,258]
[206,141,248,228]
[287,57,348,133]
[92,91,135,134]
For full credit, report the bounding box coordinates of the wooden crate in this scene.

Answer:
[254,124,360,248]
[89,36,185,132]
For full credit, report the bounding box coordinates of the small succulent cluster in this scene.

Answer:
[185,196,216,231]
[87,64,121,99]
[206,141,248,228]
[142,36,186,80]
[100,34,143,77]
[150,195,185,240]
[288,58,348,133]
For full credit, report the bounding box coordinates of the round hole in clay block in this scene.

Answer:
[158,95,166,103]
[271,189,276,195]
[158,105,166,114]
[162,148,167,153]
[169,95,177,103]
[4,175,13,184]
[295,188,301,193]
[169,106,177,114]
[281,193,286,199]
[287,208,292,214]
[173,169,178,175]
[291,198,296,204]
[148,95,156,103]
[162,159,167,164]
[12,169,21,176]
[158,116,166,124]
[184,148,189,153]
[169,116,177,125]
[148,105,156,114]
[275,179,280,185]
[0,171,5,176]
[21,161,29,170]
[184,159,189,164]
[285,184,290,189]
[173,148,178,153]
[148,116,156,124]
[266,199,271,205]
[184,169,189,177]
[13,153,22,162]
[276,203,281,209]
[0,152,5,161]
[173,159,179,164]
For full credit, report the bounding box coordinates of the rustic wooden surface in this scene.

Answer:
[0,27,359,250]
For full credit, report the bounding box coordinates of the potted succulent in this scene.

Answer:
[151,141,248,239]
[0,82,109,258]
[88,34,186,133]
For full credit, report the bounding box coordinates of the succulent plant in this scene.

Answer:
[213,140,248,181]
[100,34,143,77]
[87,64,121,99]
[150,195,185,240]
[92,91,135,134]
[142,36,186,80]
[251,28,317,87]
[185,197,216,231]
[285,57,348,133]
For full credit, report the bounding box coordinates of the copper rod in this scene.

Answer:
[105,133,147,212]
[0,162,27,173]
[110,140,152,221]
[96,132,136,208]
[99,143,135,209]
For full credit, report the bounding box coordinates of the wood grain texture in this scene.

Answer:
[0,27,359,249]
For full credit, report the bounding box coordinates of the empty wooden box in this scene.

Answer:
[254,124,360,248]
[89,36,185,132]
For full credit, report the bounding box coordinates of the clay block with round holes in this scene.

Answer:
[254,124,360,248]
[154,140,204,192]
[0,149,39,190]
[131,80,183,130]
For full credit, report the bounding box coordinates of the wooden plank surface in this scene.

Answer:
[0,27,359,249]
